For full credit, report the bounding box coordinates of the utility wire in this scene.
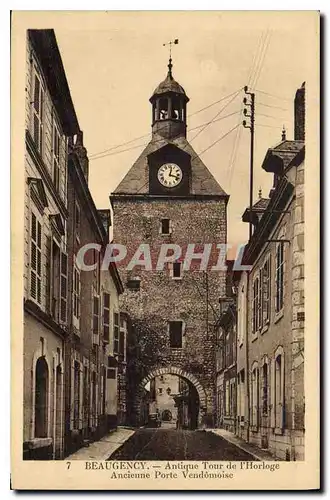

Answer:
[90,110,242,162]
[252,89,292,102]
[247,31,267,87]
[192,123,240,161]
[258,101,289,112]
[188,88,242,144]
[228,119,243,190]
[88,87,243,159]
[255,123,283,129]
[257,112,283,120]
[250,29,272,90]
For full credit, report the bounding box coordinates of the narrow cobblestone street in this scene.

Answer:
[108,428,258,461]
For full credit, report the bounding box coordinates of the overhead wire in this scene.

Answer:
[252,89,292,102]
[250,29,272,90]
[226,28,270,191]
[88,87,243,159]
[90,109,242,162]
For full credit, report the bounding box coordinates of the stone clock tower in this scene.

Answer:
[110,58,229,428]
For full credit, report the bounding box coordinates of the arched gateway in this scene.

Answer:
[140,366,207,408]
[137,366,208,428]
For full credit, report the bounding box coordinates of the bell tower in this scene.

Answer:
[149,57,189,141]
[111,52,229,428]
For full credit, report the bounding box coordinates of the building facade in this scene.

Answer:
[23,29,124,460]
[215,263,240,434]
[23,29,80,460]
[64,133,124,456]
[111,58,228,428]
[153,374,179,426]
[236,83,305,460]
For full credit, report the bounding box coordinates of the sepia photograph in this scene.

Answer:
[10,10,320,490]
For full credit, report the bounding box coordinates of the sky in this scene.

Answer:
[46,11,317,250]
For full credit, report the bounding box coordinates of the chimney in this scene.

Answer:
[74,131,89,183]
[294,82,305,141]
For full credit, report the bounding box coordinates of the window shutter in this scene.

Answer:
[280,356,285,429]
[270,359,275,428]
[113,312,119,354]
[30,212,42,304]
[60,252,68,323]
[45,236,51,314]
[93,295,100,335]
[119,329,125,356]
[103,292,110,342]
[256,368,260,428]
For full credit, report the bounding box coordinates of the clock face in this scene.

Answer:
[157,163,183,188]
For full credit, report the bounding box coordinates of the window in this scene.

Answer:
[252,275,261,333]
[73,264,80,329]
[127,278,140,291]
[102,366,106,415]
[113,312,119,354]
[158,388,163,395]
[50,240,60,320]
[34,357,48,438]
[83,366,89,422]
[251,364,259,427]
[107,368,116,379]
[30,211,42,305]
[237,282,246,345]
[262,257,271,325]
[173,262,182,279]
[32,70,44,155]
[230,379,236,416]
[237,370,245,423]
[60,252,68,323]
[103,292,110,342]
[225,380,230,416]
[225,333,230,367]
[119,317,126,360]
[52,120,61,192]
[275,243,284,313]
[169,321,183,348]
[91,371,96,423]
[262,362,268,415]
[275,353,284,429]
[92,294,100,336]
[161,218,171,234]
[73,361,80,429]
[75,201,81,243]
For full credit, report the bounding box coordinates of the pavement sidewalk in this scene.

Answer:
[206,428,277,461]
[66,427,135,461]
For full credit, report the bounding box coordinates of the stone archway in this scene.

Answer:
[138,366,208,428]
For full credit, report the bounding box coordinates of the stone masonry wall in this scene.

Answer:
[112,197,227,424]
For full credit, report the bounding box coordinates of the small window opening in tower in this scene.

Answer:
[159,98,169,120]
[171,98,182,120]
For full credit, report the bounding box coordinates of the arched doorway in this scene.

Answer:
[34,357,49,438]
[138,366,207,429]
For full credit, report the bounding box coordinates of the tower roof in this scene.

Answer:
[150,58,188,101]
[111,134,228,197]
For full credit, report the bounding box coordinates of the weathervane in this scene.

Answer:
[163,39,179,76]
